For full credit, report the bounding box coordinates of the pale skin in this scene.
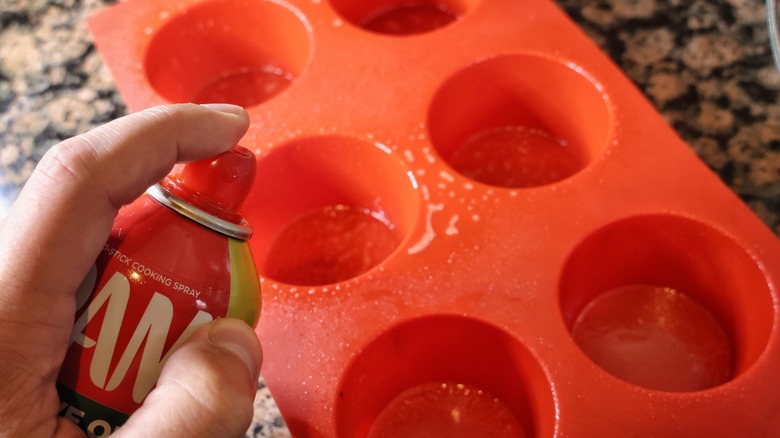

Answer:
[0,103,263,437]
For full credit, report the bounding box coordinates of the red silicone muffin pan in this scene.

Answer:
[88,0,780,436]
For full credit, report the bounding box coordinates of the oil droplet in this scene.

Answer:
[407,203,444,255]
[422,147,437,164]
[446,215,459,236]
[421,184,431,201]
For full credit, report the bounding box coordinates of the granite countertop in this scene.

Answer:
[1,0,778,436]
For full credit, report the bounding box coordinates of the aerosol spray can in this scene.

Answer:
[56,146,262,437]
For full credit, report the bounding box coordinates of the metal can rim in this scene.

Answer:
[146,184,253,240]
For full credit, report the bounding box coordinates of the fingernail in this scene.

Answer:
[208,318,262,381]
[201,103,247,117]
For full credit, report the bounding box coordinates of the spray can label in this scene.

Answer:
[57,197,261,437]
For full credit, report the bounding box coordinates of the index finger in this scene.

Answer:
[38,103,250,211]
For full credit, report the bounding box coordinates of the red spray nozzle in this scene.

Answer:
[160,145,257,225]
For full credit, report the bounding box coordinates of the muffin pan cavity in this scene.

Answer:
[336,316,555,437]
[144,0,311,108]
[560,214,774,392]
[428,54,611,188]
[89,0,780,435]
[243,136,420,286]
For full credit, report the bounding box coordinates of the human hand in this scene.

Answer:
[0,103,263,437]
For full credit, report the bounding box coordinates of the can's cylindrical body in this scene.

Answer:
[56,148,261,437]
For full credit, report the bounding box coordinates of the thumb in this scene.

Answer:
[115,318,262,438]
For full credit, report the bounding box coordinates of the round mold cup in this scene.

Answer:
[144,0,311,108]
[243,136,420,287]
[336,316,556,438]
[559,214,775,393]
[329,0,479,35]
[428,54,611,189]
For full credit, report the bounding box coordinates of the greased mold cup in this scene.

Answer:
[145,0,311,108]
[243,135,420,286]
[336,315,555,438]
[560,214,773,393]
[428,54,611,188]
[88,0,780,435]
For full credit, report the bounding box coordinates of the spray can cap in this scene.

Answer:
[147,145,256,240]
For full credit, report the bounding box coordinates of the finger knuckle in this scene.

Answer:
[36,138,99,185]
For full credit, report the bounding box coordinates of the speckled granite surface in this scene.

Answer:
[0,0,778,436]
